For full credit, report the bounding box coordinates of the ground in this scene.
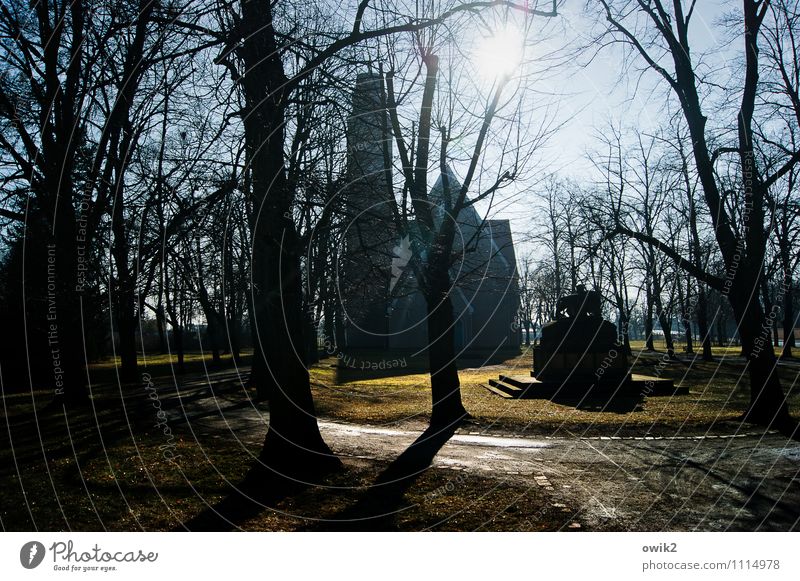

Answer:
[1,343,799,531]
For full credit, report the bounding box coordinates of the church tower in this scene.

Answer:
[339,73,395,349]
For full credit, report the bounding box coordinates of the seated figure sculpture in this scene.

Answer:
[555,284,602,319]
[533,285,629,387]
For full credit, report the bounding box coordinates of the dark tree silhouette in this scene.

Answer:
[219,0,557,477]
[595,0,799,429]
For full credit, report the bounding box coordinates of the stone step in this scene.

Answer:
[484,372,685,400]
[498,374,536,389]
[488,377,525,393]
[483,383,514,399]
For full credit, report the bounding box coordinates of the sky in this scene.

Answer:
[467,0,739,255]
[532,0,731,175]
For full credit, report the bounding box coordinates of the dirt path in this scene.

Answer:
[317,421,800,530]
[161,369,800,531]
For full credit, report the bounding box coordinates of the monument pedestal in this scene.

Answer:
[532,347,630,385]
[532,316,629,388]
[484,288,681,400]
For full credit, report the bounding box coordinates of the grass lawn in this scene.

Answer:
[1,340,797,530]
[310,340,800,437]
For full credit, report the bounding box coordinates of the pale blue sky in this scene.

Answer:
[473,0,739,252]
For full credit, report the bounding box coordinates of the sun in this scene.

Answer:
[474,27,524,80]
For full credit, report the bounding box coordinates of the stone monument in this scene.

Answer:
[532,285,630,387]
[485,285,680,399]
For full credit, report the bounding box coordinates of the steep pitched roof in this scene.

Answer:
[487,219,516,272]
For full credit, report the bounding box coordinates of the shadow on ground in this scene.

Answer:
[512,384,645,414]
[310,423,460,531]
[180,471,305,531]
[182,422,460,532]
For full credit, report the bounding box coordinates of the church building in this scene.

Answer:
[339,73,520,356]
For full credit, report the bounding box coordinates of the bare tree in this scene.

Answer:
[214,0,557,476]
[761,0,800,358]
[0,0,97,400]
[594,0,800,429]
[383,39,519,424]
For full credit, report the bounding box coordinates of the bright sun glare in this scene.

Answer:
[474,27,524,80]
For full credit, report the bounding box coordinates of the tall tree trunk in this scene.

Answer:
[760,278,774,347]
[655,304,675,358]
[174,324,185,373]
[247,290,267,397]
[306,309,319,364]
[224,214,241,363]
[103,0,156,384]
[164,264,184,374]
[615,293,631,355]
[51,201,89,403]
[716,308,728,347]
[323,279,336,352]
[600,0,793,428]
[115,290,139,381]
[195,281,223,365]
[728,285,790,425]
[251,220,337,473]
[782,279,795,359]
[649,253,675,357]
[156,302,167,354]
[678,277,694,354]
[774,317,780,348]
[424,267,468,427]
[111,192,138,382]
[387,50,472,428]
[728,0,790,426]
[238,0,337,478]
[697,286,713,360]
[11,0,89,405]
[644,280,655,351]
[209,316,222,364]
[229,318,241,363]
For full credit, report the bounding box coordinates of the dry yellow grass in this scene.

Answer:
[90,350,254,369]
[310,343,800,436]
